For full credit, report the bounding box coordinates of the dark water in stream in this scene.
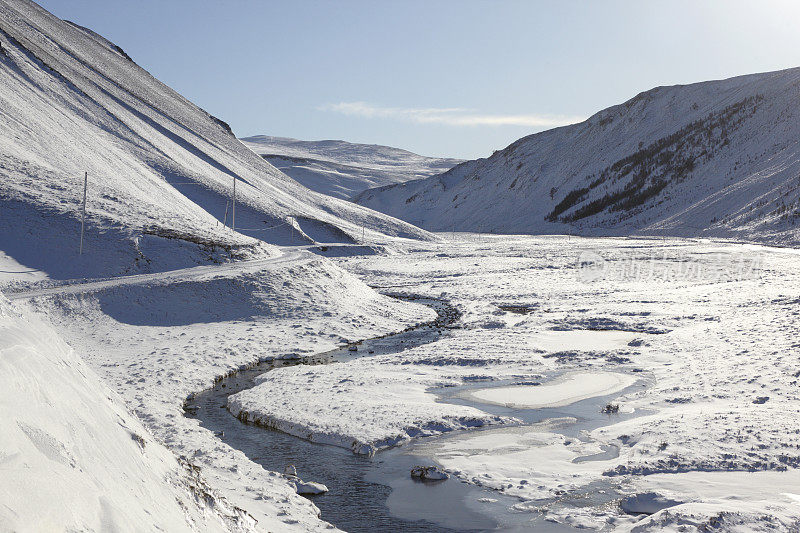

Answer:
[184,296,645,532]
[184,297,486,532]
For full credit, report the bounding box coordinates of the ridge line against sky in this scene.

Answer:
[34,0,800,159]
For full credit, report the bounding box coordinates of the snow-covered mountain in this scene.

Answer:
[0,0,431,280]
[356,67,800,244]
[240,135,462,200]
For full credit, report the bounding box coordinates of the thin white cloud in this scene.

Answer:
[318,101,584,128]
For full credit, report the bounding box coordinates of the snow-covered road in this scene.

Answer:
[3,247,313,300]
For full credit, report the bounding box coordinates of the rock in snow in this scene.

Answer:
[283,464,328,495]
[619,492,684,515]
[293,480,329,496]
[410,466,450,481]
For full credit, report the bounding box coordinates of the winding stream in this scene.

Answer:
[184,296,483,532]
[184,295,645,532]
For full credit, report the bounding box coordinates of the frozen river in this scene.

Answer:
[186,293,648,531]
[184,296,484,531]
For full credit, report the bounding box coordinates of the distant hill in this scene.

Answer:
[355,67,800,245]
[241,136,462,200]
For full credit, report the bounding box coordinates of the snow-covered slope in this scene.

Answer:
[0,294,252,532]
[0,0,430,280]
[6,249,431,532]
[356,67,800,244]
[241,135,461,200]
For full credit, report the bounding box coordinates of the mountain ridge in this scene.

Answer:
[355,66,800,245]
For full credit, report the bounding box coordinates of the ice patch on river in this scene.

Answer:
[464,370,637,409]
[410,422,617,500]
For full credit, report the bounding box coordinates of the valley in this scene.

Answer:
[3,1,800,531]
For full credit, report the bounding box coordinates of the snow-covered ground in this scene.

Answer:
[2,246,434,531]
[225,235,800,530]
[6,224,800,530]
[241,136,462,200]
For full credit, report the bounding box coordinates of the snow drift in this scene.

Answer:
[0,294,252,532]
[356,67,800,245]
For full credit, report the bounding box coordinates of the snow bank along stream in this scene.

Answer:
[185,295,647,531]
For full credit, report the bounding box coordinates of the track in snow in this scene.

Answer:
[3,247,314,301]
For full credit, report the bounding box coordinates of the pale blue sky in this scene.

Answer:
[39,0,800,159]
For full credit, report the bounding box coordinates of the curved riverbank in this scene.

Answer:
[185,294,651,531]
[184,295,483,531]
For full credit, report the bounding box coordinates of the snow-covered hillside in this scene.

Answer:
[0,294,253,532]
[4,248,433,532]
[0,1,435,530]
[240,135,461,200]
[356,67,800,245]
[0,0,430,280]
